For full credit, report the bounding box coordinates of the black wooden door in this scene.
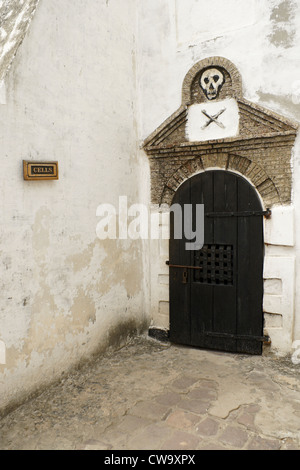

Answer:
[169,170,264,355]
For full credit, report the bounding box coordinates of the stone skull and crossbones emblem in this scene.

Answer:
[186,66,239,142]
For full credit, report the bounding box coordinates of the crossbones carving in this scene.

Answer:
[201,108,226,130]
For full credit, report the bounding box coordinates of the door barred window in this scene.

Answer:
[193,244,233,285]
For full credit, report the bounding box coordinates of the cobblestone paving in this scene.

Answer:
[0,336,300,450]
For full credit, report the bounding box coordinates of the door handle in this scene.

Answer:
[165,261,203,270]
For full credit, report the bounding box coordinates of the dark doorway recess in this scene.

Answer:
[169,170,265,355]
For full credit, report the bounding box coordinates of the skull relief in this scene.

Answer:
[200,68,225,100]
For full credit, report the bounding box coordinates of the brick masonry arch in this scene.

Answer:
[181,56,243,105]
[160,153,280,207]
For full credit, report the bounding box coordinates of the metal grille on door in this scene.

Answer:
[193,244,233,285]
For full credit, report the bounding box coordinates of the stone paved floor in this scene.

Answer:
[0,336,300,450]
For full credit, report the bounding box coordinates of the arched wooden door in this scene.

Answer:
[169,170,265,355]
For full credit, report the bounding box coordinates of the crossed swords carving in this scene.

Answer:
[201,108,226,130]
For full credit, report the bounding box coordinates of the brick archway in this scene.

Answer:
[160,153,280,207]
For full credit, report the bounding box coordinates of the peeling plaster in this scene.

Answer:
[71,287,96,327]
[0,0,40,81]
[268,0,296,48]
[32,206,51,257]
[66,243,95,273]
[96,239,144,299]
[257,91,300,122]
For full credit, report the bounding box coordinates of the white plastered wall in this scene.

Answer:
[0,0,151,413]
[263,206,296,354]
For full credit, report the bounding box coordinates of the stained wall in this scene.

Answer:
[0,0,150,414]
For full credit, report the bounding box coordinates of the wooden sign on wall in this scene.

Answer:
[23,161,59,181]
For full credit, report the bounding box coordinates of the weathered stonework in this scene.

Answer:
[143,57,298,209]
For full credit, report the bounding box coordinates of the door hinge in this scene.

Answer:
[206,208,271,219]
[204,331,271,343]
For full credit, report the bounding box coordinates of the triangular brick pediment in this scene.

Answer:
[143,106,188,149]
[237,98,298,137]
[143,98,298,151]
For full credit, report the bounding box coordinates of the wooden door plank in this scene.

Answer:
[169,178,191,345]
[212,171,237,352]
[236,177,264,354]
[190,172,214,349]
